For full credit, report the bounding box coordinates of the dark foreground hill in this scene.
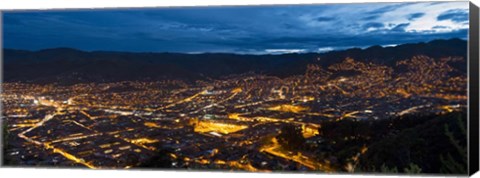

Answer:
[3,38,466,84]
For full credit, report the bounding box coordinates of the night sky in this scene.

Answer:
[2,2,469,54]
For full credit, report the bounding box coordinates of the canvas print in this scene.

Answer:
[1,1,472,175]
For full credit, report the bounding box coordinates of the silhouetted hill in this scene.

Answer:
[358,111,467,174]
[317,38,467,67]
[2,38,466,84]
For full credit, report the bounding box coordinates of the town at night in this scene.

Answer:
[1,1,471,175]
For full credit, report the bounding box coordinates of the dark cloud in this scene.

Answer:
[3,16,24,25]
[282,23,299,30]
[429,2,448,6]
[314,16,335,22]
[437,9,468,22]
[407,13,425,20]
[362,15,380,20]
[391,23,410,32]
[363,22,384,30]
[366,3,414,15]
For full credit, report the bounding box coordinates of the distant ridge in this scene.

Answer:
[3,38,467,84]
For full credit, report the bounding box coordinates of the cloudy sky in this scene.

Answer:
[3,1,469,54]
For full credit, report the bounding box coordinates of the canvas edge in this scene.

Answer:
[468,1,479,176]
[0,10,5,167]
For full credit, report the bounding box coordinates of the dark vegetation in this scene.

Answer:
[312,111,467,174]
[276,125,306,150]
[137,148,174,169]
[2,121,10,165]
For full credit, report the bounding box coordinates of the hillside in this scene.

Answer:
[2,38,467,84]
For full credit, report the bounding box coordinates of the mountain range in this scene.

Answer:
[2,38,467,84]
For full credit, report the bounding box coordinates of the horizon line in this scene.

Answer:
[3,38,466,55]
